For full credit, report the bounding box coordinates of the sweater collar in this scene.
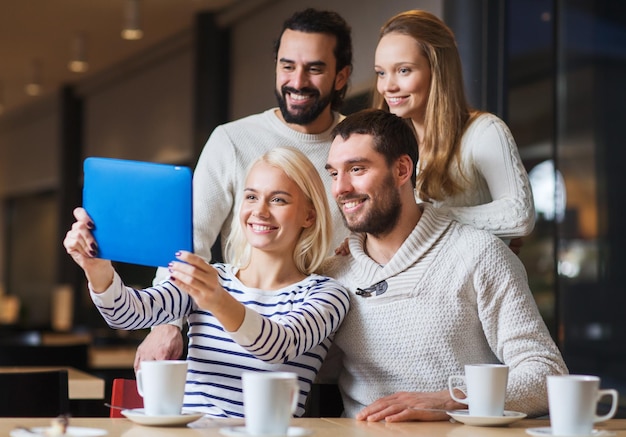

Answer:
[347,203,452,284]
[265,108,343,142]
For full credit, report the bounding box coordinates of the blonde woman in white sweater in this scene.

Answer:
[374,10,535,252]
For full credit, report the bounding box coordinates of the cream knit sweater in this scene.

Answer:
[322,204,567,418]
[428,113,536,238]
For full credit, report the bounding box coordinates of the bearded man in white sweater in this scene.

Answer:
[322,109,568,422]
[134,8,353,367]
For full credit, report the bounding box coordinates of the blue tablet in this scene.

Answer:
[82,157,193,267]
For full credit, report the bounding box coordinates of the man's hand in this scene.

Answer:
[356,390,465,422]
[134,324,184,372]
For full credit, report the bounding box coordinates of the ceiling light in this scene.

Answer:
[68,33,89,73]
[25,59,43,97]
[121,0,143,40]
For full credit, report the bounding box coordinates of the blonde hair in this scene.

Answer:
[224,147,331,275]
[375,10,481,201]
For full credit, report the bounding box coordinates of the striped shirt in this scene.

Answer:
[90,263,349,417]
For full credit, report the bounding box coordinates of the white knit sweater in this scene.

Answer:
[322,204,567,418]
[428,113,536,238]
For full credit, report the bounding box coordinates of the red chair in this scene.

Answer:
[110,378,143,418]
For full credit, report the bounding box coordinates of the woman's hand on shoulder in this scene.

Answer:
[334,238,351,256]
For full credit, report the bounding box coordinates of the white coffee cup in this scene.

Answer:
[448,364,509,417]
[547,375,618,436]
[242,371,299,435]
[136,360,188,416]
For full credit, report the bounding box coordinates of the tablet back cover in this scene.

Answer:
[83,157,193,267]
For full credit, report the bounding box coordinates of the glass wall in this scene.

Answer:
[508,0,558,338]
[509,0,626,402]
[555,1,626,395]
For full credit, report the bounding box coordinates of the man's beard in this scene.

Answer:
[275,85,334,125]
[338,173,402,238]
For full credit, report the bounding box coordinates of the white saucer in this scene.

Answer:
[219,426,313,437]
[526,427,616,436]
[121,408,204,426]
[10,426,107,437]
[446,410,527,426]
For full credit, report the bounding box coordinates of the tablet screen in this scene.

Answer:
[83,157,193,267]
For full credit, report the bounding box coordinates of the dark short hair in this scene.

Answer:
[331,109,418,187]
[273,8,353,110]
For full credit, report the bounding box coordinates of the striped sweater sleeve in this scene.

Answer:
[227,276,349,363]
[90,271,192,329]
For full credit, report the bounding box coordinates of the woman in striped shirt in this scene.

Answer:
[64,147,350,417]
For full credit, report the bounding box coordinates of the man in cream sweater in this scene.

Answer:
[134,8,352,366]
[322,109,568,422]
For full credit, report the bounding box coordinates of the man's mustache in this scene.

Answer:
[282,86,320,97]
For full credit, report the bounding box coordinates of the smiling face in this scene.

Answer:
[240,161,315,256]
[275,29,349,132]
[326,133,402,237]
[375,32,432,124]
